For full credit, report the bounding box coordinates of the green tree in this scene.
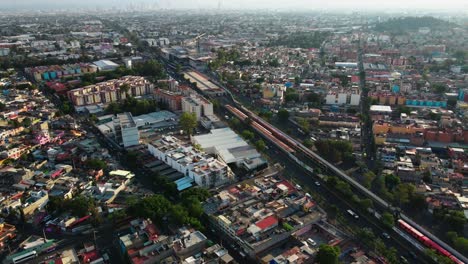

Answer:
[127,194,172,225]
[120,83,130,96]
[258,111,273,121]
[303,139,313,148]
[381,212,395,228]
[255,139,266,151]
[306,92,322,107]
[179,112,197,135]
[362,171,376,188]
[453,237,468,255]
[134,60,166,81]
[432,83,447,94]
[124,151,139,169]
[374,238,386,254]
[21,117,32,127]
[394,183,415,205]
[316,244,340,264]
[384,174,400,191]
[228,118,241,129]
[422,170,432,183]
[277,108,290,122]
[180,187,211,202]
[336,180,352,197]
[285,90,299,102]
[67,195,96,217]
[297,117,310,135]
[356,228,376,247]
[171,204,189,225]
[425,249,454,264]
[385,247,399,264]
[86,159,107,170]
[453,50,467,65]
[359,199,373,211]
[241,130,254,140]
[294,76,301,86]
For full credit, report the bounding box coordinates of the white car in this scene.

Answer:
[314,181,320,186]
[307,238,317,247]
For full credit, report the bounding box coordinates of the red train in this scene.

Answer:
[226,105,295,153]
[397,219,464,264]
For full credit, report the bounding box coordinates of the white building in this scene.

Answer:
[93,60,119,71]
[147,136,234,188]
[114,112,139,148]
[182,94,213,121]
[192,128,266,170]
[325,91,360,106]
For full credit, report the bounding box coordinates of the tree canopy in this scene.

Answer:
[277,108,290,122]
[105,97,158,116]
[375,16,454,33]
[269,31,331,49]
[179,112,198,135]
[316,244,340,264]
[315,139,354,163]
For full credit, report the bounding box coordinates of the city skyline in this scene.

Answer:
[1,0,467,12]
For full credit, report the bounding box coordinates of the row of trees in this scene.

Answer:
[325,176,374,214]
[208,48,241,70]
[355,228,400,264]
[374,173,427,210]
[446,231,468,256]
[314,139,354,163]
[241,129,266,151]
[105,97,158,116]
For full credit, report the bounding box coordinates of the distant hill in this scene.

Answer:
[374,16,455,33]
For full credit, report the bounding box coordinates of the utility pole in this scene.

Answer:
[93,230,98,247]
[43,228,47,241]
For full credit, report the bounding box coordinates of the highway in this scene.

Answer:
[229,103,468,264]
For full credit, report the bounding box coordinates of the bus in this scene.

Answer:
[12,250,37,264]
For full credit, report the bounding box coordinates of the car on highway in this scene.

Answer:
[314,181,320,186]
[382,232,390,239]
[347,209,359,219]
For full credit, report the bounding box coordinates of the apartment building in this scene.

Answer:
[325,90,360,106]
[147,136,233,188]
[181,94,213,121]
[25,63,97,82]
[67,76,154,107]
[154,88,183,111]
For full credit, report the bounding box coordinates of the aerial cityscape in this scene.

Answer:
[0,1,467,264]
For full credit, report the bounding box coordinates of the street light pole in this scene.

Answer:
[93,230,97,247]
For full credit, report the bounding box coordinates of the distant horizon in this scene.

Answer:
[0,0,467,13]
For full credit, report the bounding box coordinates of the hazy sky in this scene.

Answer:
[1,0,467,11]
